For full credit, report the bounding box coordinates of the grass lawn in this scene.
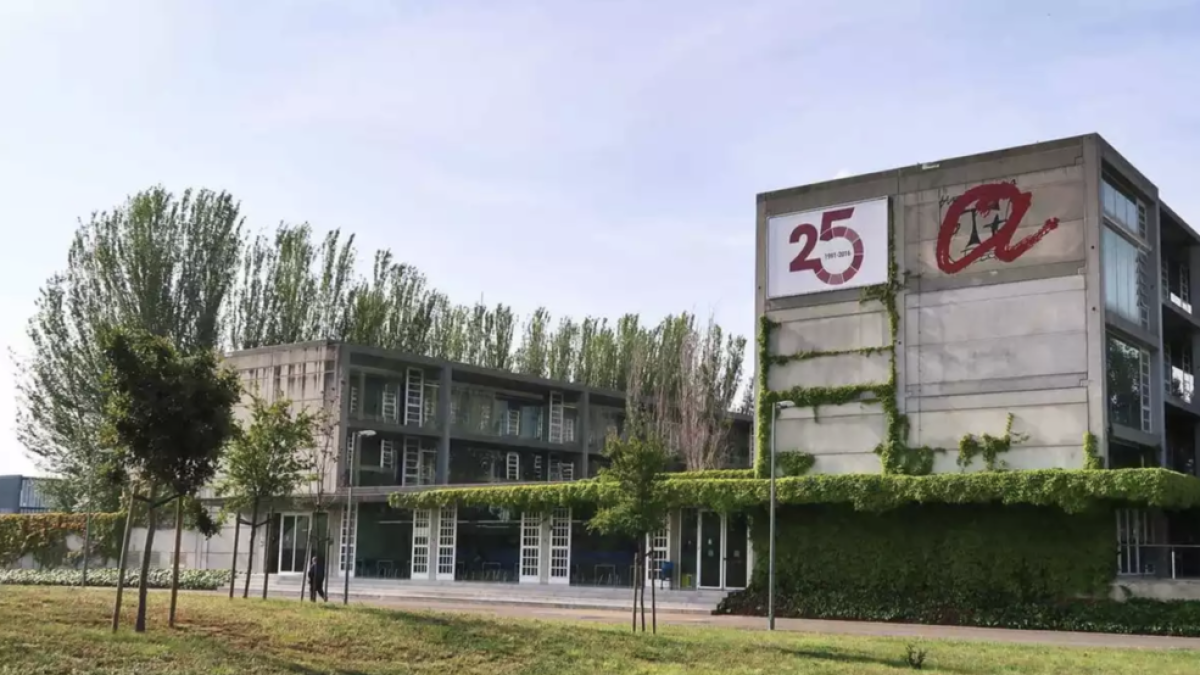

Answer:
[1,587,1198,675]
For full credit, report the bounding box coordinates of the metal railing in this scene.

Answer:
[1118,544,1200,580]
[1166,367,1195,404]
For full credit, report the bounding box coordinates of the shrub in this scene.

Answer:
[0,568,231,590]
[716,589,1200,637]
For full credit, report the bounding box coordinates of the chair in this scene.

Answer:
[377,560,394,578]
[483,561,501,582]
[594,563,616,586]
[658,561,674,590]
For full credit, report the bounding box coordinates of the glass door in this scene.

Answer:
[279,514,312,574]
[724,513,749,589]
[679,509,698,589]
[698,511,723,588]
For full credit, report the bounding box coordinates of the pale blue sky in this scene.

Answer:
[2,0,1198,475]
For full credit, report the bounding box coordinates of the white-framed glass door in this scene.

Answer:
[520,512,542,583]
[436,506,457,581]
[278,513,312,574]
[339,504,358,577]
[411,509,431,579]
[646,527,669,583]
[549,508,571,585]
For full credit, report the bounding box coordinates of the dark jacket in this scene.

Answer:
[307,559,325,580]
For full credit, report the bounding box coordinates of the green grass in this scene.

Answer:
[1,587,1198,674]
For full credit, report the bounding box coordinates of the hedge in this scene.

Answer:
[0,568,232,590]
[388,468,1200,514]
[717,591,1200,637]
[711,502,1200,637]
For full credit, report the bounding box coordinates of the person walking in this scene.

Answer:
[307,555,327,602]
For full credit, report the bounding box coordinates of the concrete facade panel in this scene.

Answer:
[907,331,1087,385]
[909,402,1087,452]
[811,454,883,474]
[928,445,1082,473]
[915,387,1086,413]
[903,166,1086,243]
[774,406,886,456]
[906,373,1088,398]
[769,305,889,355]
[905,218,1087,278]
[905,279,1085,346]
[768,352,891,391]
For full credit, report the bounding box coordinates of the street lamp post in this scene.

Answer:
[343,429,376,605]
[769,400,795,631]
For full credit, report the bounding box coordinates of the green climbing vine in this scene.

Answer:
[756,224,939,476]
[1083,432,1104,470]
[957,413,1029,471]
[776,451,816,477]
[767,345,890,366]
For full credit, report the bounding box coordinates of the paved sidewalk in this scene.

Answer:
[262,589,1200,651]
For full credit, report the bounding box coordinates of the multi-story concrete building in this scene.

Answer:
[196,342,751,589]
[0,475,54,514]
[755,132,1200,580]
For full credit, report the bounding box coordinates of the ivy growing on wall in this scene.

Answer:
[716,503,1119,629]
[957,413,1029,471]
[0,513,125,569]
[389,467,1200,515]
[755,227,939,476]
[1084,432,1104,470]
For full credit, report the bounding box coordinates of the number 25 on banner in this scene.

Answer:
[766,197,889,300]
[788,207,864,285]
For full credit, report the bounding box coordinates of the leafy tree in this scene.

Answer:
[588,433,673,634]
[17,186,243,512]
[98,326,240,633]
[19,187,749,526]
[217,396,317,600]
[298,387,340,602]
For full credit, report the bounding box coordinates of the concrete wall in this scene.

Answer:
[756,136,1104,473]
[200,343,344,499]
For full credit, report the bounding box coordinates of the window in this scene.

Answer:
[1107,334,1151,432]
[1102,178,1146,238]
[1102,227,1149,328]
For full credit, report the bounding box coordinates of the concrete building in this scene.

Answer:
[755,133,1200,581]
[0,475,54,514]
[187,342,752,591]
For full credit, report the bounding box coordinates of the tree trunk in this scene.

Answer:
[630,550,638,633]
[111,486,137,633]
[81,509,92,588]
[243,499,259,599]
[651,553,657,635]
[262,508,273,600]
[323,533,332,602]
[639,542,646,633]
[134,485,160,633]
[228,513,241,599]
[168,496,185,627]
[299,511,315,601]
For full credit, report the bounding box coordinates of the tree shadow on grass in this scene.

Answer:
[779,647,970,674]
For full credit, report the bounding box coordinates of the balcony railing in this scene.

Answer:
[1166,366,1195,404]
[1119,544,1200,580]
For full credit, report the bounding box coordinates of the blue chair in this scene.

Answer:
[658,561,674,589]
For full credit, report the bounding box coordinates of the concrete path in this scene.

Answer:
[261,589,1200,651]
